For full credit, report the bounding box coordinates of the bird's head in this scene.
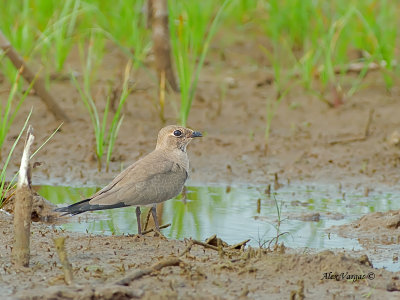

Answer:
[156,125,202,152]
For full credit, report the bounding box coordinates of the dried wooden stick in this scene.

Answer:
[217,238,224,258]
[205,234,217,244]
[179,240,194,257]
[150,0,179,92]
[143,203,165,232]
[0,30,69,122]
[192,239,219,251]
[54,237,74,285]
[115,258,181,285]
[141,223,170,235]
[180,237,250,257]
[179,238,219,257]
[228,239,250,250]
[12,126,34,267]
[143,208,152,231]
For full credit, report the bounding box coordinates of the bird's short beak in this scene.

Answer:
[191,131,202,138]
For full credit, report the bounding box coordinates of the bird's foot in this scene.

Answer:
[153,230,167,240]
[127,233,142,238]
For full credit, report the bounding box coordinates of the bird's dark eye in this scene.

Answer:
[173,130,182,137]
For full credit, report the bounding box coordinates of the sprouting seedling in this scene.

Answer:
[251,192,290,249]
[105,60,132,172]
[34,0,82,73]
[268,194,289,248]
[71,50,133,172]
[169,0,231,126]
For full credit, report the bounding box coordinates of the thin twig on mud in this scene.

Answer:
[114,258,181,286]
[54,237,74,285]
[328,109,374,145]
[143,204,164,232]
[193,239,219,251]
[179,238,220,257]
[143,208,152,231]
[141,223,170,235]
[179,240,194,257]
[228,239,250,250]
[180,237,250,257]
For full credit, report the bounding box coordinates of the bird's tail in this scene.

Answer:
[55,198,93,216]
[55,198,128,216]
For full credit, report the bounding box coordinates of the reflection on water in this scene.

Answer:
[37,184,400,271]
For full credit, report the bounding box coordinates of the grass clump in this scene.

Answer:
[37,0,81,73]
[72,33,132,172]
[259,0,398,93]
[82,0,151,70]
[169,0,231,126]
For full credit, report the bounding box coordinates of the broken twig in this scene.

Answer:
[228,239,250,250]
[180,236,251,257]
[141,223,171,235]
[115,258,181,286]
[54,237,74,285]
[180,240,194,257]
[12,126,34,267]
[193,239,219,251]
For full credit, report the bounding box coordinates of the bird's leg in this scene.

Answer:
[151,204,166,239]
[151,204,160,232]
[136,206,142,235]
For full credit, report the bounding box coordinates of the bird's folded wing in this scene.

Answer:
[89,156,187,206]
[91,150,168,199]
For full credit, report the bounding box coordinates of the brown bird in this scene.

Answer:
[56,125,202,234]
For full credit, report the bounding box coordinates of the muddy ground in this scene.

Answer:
[1,210,400,300]
[2,34,400,298]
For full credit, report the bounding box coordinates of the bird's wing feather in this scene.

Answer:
[91,150,167,199]
[89,151,187,206]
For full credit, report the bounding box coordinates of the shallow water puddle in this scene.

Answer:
[37,184,400,271]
